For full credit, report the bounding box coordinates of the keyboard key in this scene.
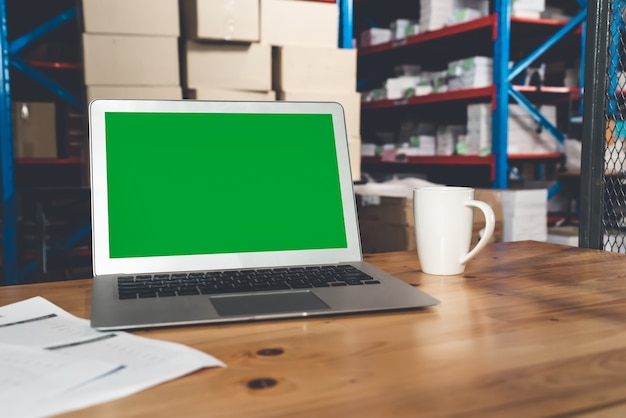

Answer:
[117,264,380,299]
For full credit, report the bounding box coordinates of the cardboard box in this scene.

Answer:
[279,90,361,137]
[473,189,504,244]
[359,222,416,254]
[357,195,415,252]
[184,41,272,90]
[82,34,179,86]
[348,135,361,182]
[87,86,182,103]
[185,88,275,101]
[82,0,179,36]
[473,188,547,243]
[357,197,413,227]
[182,0,259,42]
[12,102,57,158]
[260,0,339,47]
[273,45,357,92]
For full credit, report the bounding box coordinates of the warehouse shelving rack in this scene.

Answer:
[0,1,86,285]
[357,0,586,191]
[0,0,354,285]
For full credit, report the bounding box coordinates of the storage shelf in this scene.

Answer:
[358,15,579,57]
[361,85,579,111]
[356,1,584,189]
[362,153,562,165]
[15,157,82,165]
[28,60,80,70]
[362,153,563,183]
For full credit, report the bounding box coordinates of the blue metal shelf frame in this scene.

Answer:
[339,0,353,49]
[0,0,17,285]
[492,0,587,189]
[0,3,81,285]
[607,0,624,116]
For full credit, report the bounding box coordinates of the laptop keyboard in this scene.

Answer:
[116,265,381,300]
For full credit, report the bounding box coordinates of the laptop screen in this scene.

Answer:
[90,100,362,276]
[104,112,348,259]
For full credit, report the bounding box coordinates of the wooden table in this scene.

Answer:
[3,241,626,417]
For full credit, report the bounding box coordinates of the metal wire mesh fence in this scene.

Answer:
[604,0,626,253]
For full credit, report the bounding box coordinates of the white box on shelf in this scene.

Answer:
[360,28,392,47]
[465,103,561,155]
[384,76,422,99]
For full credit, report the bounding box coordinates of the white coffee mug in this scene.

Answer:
[413,186,495,275]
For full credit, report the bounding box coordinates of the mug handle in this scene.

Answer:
[459,200,496,265]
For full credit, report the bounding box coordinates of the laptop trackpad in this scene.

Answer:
[210,291,330,317]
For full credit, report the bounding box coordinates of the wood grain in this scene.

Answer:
[4,241,626,417]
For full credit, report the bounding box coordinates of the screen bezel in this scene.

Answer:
[89,99,362,276]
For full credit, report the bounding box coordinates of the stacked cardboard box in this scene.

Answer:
[465,103,562,155]
[81,0,182,102]
[181,0,274,100]
[358,196,416,253]
[475,188,547,242]
[266,0,361,181]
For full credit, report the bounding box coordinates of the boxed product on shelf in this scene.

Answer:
[465,103,561,155]
[260,0,339,47]
[395,64,422,76]
[273,45,356,92]
[448,7,483,24]
[436,125,466,155]
[181,0,259,42]
[12,102,57,159]
[447,56,493,90]
[185,88,275,101]
[81,0,179,36]
[397,119,436,142]
[184,41,272,90]
[398,138,436,156]
[359,28,392,47]
[279,91,361,137]
[86,86,182,103]
[512,0,546,18]
[419,0,454,32]
[455,0,489,15]
[501,188,548,241]
[361,143,377,157]
[390,19,420,40]
[82,34,179,85]
[384,76,423,100]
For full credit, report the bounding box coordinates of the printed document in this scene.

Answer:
[0,297,225,418]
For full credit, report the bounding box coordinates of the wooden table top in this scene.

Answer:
[3,240,626,417]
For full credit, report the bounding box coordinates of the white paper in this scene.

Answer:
[0,297,225,418]
[0,343,122,417]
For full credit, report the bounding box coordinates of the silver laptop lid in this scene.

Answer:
[89,99,362,276]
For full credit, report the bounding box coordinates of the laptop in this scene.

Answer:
[88,99,439,330]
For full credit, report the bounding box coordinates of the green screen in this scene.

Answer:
[105,112,347,258]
